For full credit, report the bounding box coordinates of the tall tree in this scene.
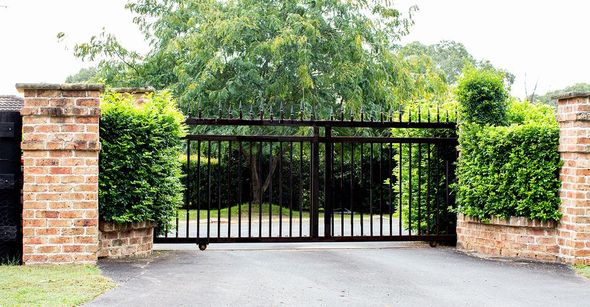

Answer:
[72,0,436,116]
[400,40,514,87]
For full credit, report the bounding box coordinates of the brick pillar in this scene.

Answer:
[557,92,590,265]
[16,83,103,265]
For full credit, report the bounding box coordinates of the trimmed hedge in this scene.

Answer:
[99,91,185,227]
[456,66,508,126]
[455,101,561,221]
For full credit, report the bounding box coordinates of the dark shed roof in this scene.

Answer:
[0,95,24,112]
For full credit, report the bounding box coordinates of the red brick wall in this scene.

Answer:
[17,83,103,264]
[98,221,155,258]
[457,214,559,262]
[557,93,590,265]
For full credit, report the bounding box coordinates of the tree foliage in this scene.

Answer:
[533,82,590,107]
[68,0,470,117]
[399,40,514,87]
[65,67,99,83]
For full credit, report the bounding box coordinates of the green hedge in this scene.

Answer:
[99,91,185,227]
[456,66,508,126]
[455,101,561,221]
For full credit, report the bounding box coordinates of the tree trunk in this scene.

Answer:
[243,144,279,205]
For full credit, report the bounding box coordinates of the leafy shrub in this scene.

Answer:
[99,91,185,227]
[456,66,508,126]
[507,99,557,126]
[455,101,561,221]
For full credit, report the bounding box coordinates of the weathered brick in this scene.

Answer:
[457,214,559,263]
[20,86,101,265]
[556,94,590,265]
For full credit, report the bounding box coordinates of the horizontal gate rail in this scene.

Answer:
[184,135,457,144]
[185,117,456,129]
[154,234,457,244]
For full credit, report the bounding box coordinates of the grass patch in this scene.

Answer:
[574,265,590,280]
[0,264,115,306]
[176,203,400,221]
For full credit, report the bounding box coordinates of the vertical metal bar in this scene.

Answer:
[427,143,431,235]
[359,143,364,236]
[207,141,212,239]
[196,141,201,239]
[331,140,335,236]
[238,142,242,238]
[165,214,169,237]
[418,143,422,235]
[340,143,344,236]
[389,143,393,236]
[279,142,283,237]
[248,142,253,237]
[324,126,333,238]
[299,141,304,237]
[227,141,232,237]
[311,126,320,239]
[350,142,355,236]
[269,142,273,237]
[435,144,440,236]
[379,143,383,236]
[408,142,412,236]
[289,142,294,237]
[259,142,263,238]
[217,141,222,238]
[398,142,402,237]
[445,146,451,234]
[369,142,373,236]
[175,185,180,238]
[186,140,191,238]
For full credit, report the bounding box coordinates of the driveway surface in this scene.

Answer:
[90,242,590,307]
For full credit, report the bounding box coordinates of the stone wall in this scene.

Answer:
[17,83,103,265]
[98,221,154,259]
[457,214,559,262]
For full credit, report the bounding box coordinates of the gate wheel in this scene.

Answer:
[429,241,438,248]
[198,243,208,251]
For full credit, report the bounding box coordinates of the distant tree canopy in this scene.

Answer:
[65,67,98,83]
[532,83,590,107]
[399,40,514,87]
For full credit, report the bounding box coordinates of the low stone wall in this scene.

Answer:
[98,221,155,259]
[456,214,559,262]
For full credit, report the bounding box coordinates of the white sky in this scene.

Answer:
[0,0,588,99]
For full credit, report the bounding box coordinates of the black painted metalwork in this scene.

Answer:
[0,111,22,263]
[156,109,458,246]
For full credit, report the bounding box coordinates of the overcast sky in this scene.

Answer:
[1,0,588,99]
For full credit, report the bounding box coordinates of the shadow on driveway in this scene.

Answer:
[89,243,590,307]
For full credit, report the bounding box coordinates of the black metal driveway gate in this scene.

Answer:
[0,111,22,263]
[155,108,458,249]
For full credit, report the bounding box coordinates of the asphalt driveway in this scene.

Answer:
[89,242,590,307]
